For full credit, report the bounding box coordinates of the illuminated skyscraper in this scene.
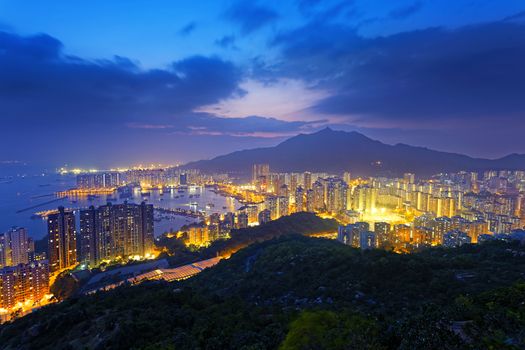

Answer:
[337,222,369,247]
[0,260,49,310]
[76,172,121,188]
[303,172,312,191]
[236,212,249,229]
[343,172,351,185]
[278,196,289,217]
[374,222,391,246]
[443,230,471,247]
[179,173,188,185]
[186,224,210,246]
[0,227,32,268]
[266,196,279,220]
[305,189,315,212]
[252,164,270,189]
[79,202,154,267]
[258,209,271,224]
[294,186,304,212]
[404,173,415,184]
[48,207,77,272]
[352,185,377,213]
[289,173,298,192]
[359,231,377,250]
[312,181,325,211]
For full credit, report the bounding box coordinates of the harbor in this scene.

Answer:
[1,174,239,239]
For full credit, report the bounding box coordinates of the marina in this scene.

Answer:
[0,174,240,239]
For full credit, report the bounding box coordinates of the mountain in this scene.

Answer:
[184,128,525,177]
[2,236,524,349]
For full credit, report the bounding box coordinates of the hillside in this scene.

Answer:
[1,236,524,349]
[202,211,339,257]
[184,128,525,177]
[156,212,339,266]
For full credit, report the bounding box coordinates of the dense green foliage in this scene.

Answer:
[279,310,385,350]
[157,212,339,266]
[1,236,524,349]
[203,212,339,256]
[50,271,80,301]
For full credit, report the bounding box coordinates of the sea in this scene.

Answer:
[0,170,239,240]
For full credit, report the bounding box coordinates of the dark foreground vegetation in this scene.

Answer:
[1,236,524,349]
[157,211,339,265]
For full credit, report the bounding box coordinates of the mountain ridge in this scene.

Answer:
[183,128,525,177]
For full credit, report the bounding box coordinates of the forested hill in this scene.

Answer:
[184,128,525,177]
[1,236,524,349]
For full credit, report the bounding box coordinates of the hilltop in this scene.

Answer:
[184,128,525,177]
[1,236,524,349]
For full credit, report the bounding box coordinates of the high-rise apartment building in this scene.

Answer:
[0,227,33,268]
[76,172,121,189]
[303,172,312,191]
[343,172,352,185]
[252,164,270,189]
[326,178,348,214]
[403,173,415,184]
[48,207,77,272]
[236,212,249,229]
[374,222,391,246]
[359,231,377,250]
[305,189,315,212]
[258,209,271,225]
[0,260,49,310]
[79,202,154,267]
[294,187,304,212]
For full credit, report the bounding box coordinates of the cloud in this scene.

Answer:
[127,113,325,136]
[270,20,525,128]
[215,35,236,49]
[0,31,242,128]
[297,0,357,21]
[388,1,423,20]
[0,30,330,164]
[224,2,279,34]
[504,10,525,23]
[178,21,197,36]
[197,78,331,122]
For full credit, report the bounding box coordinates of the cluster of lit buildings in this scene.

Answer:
[1,200,156,322]
[76,168,225,189]
[47,203,155,271]
[249,164,525,251]
[99,164,525,252]
[79,202,154,267]
[181,211,248,247]
[0,227,50,322]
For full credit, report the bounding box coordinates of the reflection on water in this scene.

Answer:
[0,174,240,239]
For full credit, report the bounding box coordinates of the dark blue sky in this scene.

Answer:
[1,0,524,168]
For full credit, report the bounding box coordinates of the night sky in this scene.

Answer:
[1,0,524,168]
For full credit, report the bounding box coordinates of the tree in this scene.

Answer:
[280,310,385,350]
